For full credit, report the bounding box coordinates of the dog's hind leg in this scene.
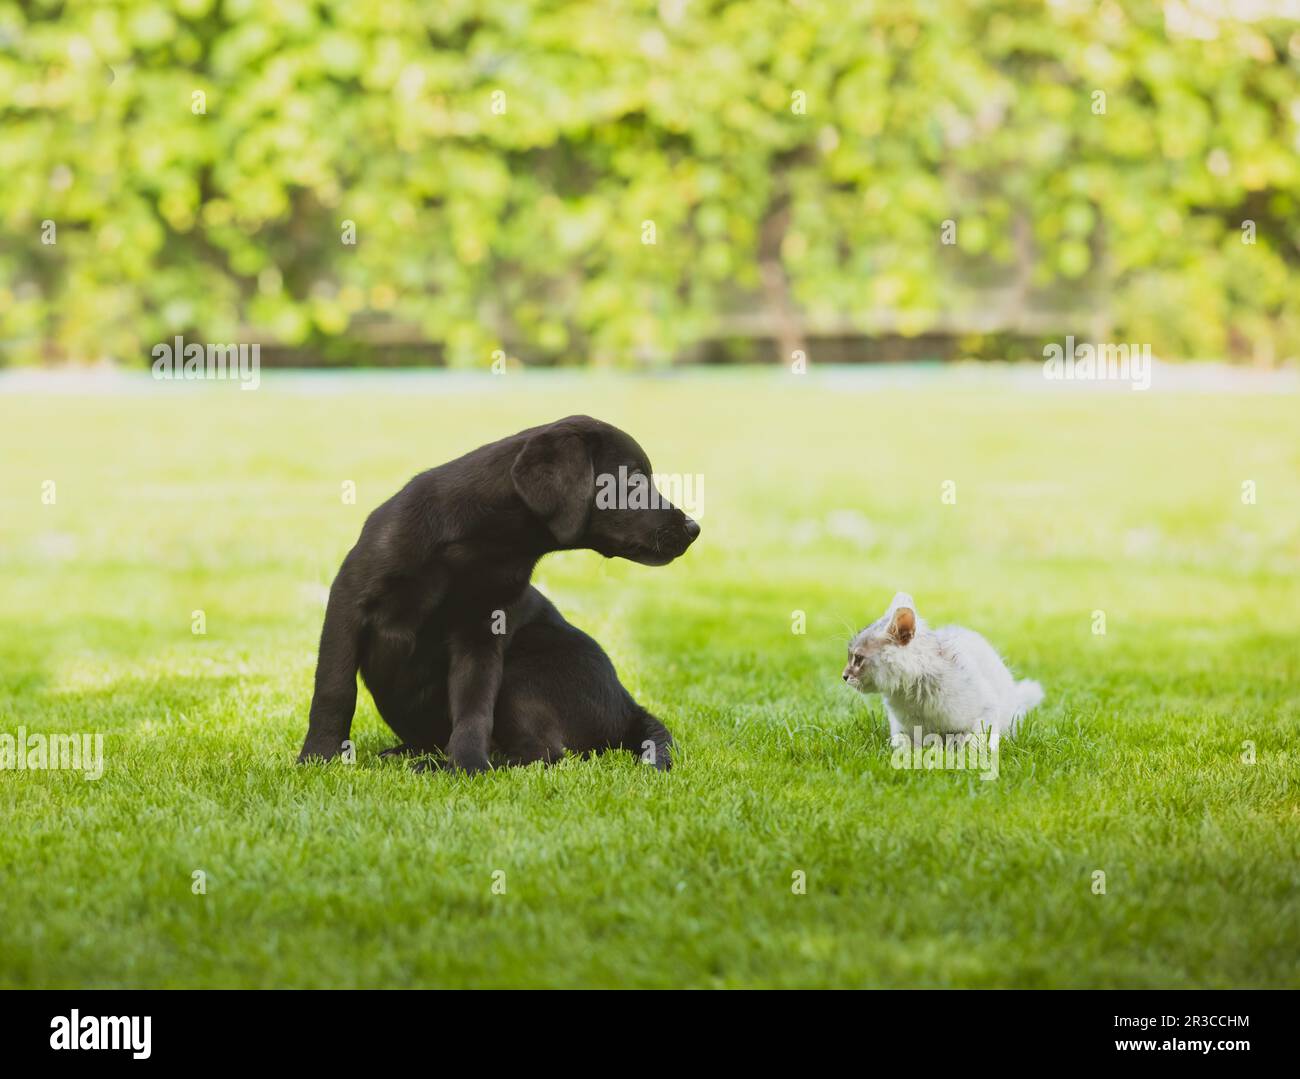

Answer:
[494,606,678,771]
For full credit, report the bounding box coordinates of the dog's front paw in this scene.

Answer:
[446,729,491,774]
[448,751,491,774]
[296,735,344,763]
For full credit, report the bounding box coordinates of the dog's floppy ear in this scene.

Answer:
[511,428,594,544]
[887,592,916,645]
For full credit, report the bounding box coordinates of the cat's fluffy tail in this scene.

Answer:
[1013,678,1044,717]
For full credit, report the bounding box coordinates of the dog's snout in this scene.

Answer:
[683,517,700,540]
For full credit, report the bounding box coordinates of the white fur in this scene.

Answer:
[844,592,1043,748]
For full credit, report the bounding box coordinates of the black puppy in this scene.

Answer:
[297,415,699,772]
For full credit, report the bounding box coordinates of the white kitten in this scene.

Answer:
[842,592,1043,749]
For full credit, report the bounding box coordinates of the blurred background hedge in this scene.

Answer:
[2,0,1299,367]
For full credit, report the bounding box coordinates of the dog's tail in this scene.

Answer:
[1013,678,1044,717]
[625,704,674,772]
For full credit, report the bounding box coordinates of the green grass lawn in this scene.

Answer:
[1,368,1297,988]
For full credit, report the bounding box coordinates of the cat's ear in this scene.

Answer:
[887,593,916,645]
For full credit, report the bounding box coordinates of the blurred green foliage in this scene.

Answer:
[2,0,1299,366]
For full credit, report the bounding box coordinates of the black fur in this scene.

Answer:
[297,415,699,772]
